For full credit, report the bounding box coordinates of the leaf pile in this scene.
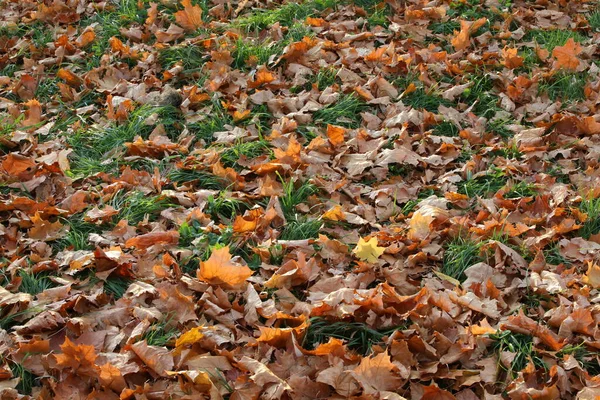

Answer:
[1,0,600,398]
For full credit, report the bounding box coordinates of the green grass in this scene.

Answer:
[538,72,587,103]
[110,191,173,225]
[141,315,178,347]
[402,88,452,112]
[558,343,600,376]
[279,218,322,240]
[232,38,285,69]
[490,330,547,376]
[280,178,318,219]
[526,29,587,51]
[68,105,183,177]
[18,271,55,296]
[579,197,600,239]
[103,276,132,299]
[220,140,272,170]
[460,74,502,119]
[590,11,600,32]
[9,361,36,395]
[159,45,208,74]
[429,20,460,35]
[543,242,571,266]
[458,168,507,198]
[205,192,246,222]
[401,188,437,215]
[431,121,459,137]
[313,94,366,128]
[503,181,536,198]
[188,100,232,144]
[442,237,483,282]
[303,317,404,355]
[168,168,226,189]
[232,0,336,31]
[53,214,103,252]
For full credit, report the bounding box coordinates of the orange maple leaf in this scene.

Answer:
[502,47,523,69]
[175,0,203,32]
[55,337,98,377]
[197,246,253,287]
[326,124,346,147]
[451,18,487,51]
[552,38,582,71]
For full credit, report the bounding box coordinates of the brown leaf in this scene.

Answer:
[552,38,582,71]
[125,231,180,249]
[175,0,203,32]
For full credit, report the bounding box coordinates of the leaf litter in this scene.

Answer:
[1,0,600,398]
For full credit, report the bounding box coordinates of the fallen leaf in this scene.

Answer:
[353,237,385,263]
[175,0,203,32]
[197,246,253,287]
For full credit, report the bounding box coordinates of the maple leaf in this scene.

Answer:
[54,337,98,377]
[353,237,385,263]
[552,38,582,71]
[502,47,523,69]
[175,0,203,32]
[352,352,403,394]
[197,246,253,287]
[451,18,487,51]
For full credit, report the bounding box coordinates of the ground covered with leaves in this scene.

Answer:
[1,0,600,398]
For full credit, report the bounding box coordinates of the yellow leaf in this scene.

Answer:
[322,205,345,221]
[408,205,450,241]
[583,261,600,289]
[353,237,385,263]
[175,326,204,351]
[197,246,253,287]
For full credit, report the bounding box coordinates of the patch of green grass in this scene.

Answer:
[590,11,600,32]
[68,106,183,177]
[232,38,285,69]
[543,242,571,266]
[220,139,272,170]
[579,197,600,239]
[232,0,336,31]
[303,317,404,355]
[487,117,516,139]
[402,88,452,112]
[110,190,173,225]
[53,214,103,252]
[538,72,587,103]
[490,330,547,376]
[460,74,502,119]
[205,192,246,222]
[188,100,232,144]
[429,20,460,35]
[504,181,536,198]
[442,237,483,282]
[401,188,437,215]
[431,121,460,137]
[9,361,36,395]
[0,114,24,150]
[159,45,207,74]
[103,276,132,300]
[526,29,587,51]
[35,78,59,102]
[313,94,366,128]
[558,343,600,376]
[168,168,226,189]
[279,178,318,219]
[141,315,178,347]
[18,270,55,296]
[279,218,322,240]
[247,104,273,136]
[458,168,507,198]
